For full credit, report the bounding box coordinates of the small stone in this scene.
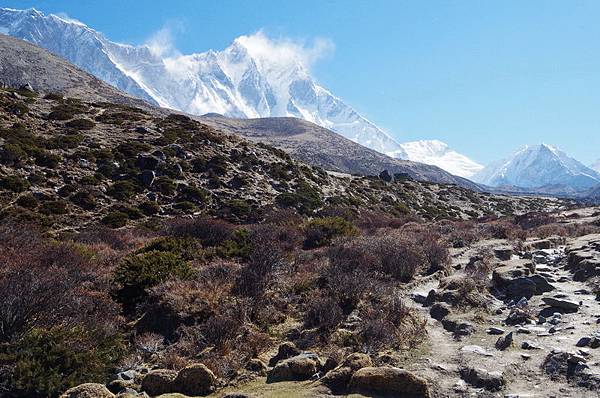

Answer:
[577,337,592,347]
[495,332,514,351]
[487,327,505,335]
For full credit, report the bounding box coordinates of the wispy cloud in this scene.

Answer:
[143,24,333,72]
[235,30,335,71]
[53,12,85,26]
[145,21,185,58]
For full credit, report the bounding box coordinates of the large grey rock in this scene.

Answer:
[60,384,115,398]
[172,363,217,396]
[460,367,505,391]
[141,369,177,396]
[542,297,580,312]
[349,367,431,398]
[267,354,319,382]
[268,342,301,366]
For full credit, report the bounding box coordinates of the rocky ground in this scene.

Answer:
[54,208,600,398]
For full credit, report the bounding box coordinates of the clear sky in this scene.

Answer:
[3,0,600,164]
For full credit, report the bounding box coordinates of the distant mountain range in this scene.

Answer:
[472,144,600,193]
[0,7,485,179]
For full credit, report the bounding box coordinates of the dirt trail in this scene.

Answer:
[407,234,600,397]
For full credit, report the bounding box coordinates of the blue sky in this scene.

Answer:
[3,0,600,164]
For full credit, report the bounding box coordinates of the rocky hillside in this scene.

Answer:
[0,85,566,232]
[202,116,483,190]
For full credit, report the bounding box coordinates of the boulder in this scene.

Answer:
[172,363,217,396]
[136,154,161,170]
[321,353,373,393]
[342,353,373,371]
[267,354,319,382]
[494,247,513,261]
[459,367,504,391]
[245,358,268,375]
[429,302,451,321]
[542,297,580,312]
[141,369,177,396]
[441,317,476,336]
[487,327,505,335]
[495,332,513,351]
[268,342,301,366]
[349,367,430,398]
[321,367,355,393]
[60,383,115,398]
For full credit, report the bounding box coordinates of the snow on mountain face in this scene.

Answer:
[472,144,600,190]
[591,160,600,173]
[399,140,483,178]
[0,7,409,158]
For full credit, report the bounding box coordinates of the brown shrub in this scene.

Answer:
[0,222,121,343]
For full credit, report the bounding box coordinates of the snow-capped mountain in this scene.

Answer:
[399,140,483,178]
[0,7,409,158]
[472,144,600,190]
[591,160,600,173]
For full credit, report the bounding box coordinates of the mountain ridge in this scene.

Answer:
[473,144,600,192]
[0,7,409,158]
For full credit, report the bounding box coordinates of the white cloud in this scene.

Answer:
[143,25,333,73]
[235,30,334,71]
[145,21,184,58]
[52,12,86,26]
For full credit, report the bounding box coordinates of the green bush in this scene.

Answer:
[0,143,28,164]
[101,211,129,228]
[107,180,138,200]
[173,201,197,213]
[216,228,252,259]
[34,152,61,168]
[177,185,208,203]
[153,177,177,195]
[276,181,323,215]
[221,199,252,220]
[138,236,200,260]
[113,251,194,305]
[0,326,124,398]
[0,175,30,192]
[70,191,96,210]
[44,92,63,101]
[303,217,358,249]
[139,201,160,216]
[16,194,38,209]
[65,118,96,130]
[48,134,84,149]
[39,200,68,215]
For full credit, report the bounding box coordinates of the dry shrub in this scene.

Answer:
[0,222,121,343]
[482,220,526,240]
[354,210,420,232]
[358,290,426,352]
[531,222,600,239]
[75,226,151,251]
[166,216,235,246]
[514,211,555,230]
[436,220,480,248]
[303,295,344,334]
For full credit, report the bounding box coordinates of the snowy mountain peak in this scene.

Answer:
[473,144,600,190]
[591,160,600,173]
[400,140,483,178]
[0,8,409,159]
